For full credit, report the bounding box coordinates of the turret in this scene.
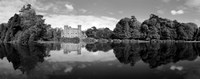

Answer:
[78,25,82,30]
[64,25,69,30]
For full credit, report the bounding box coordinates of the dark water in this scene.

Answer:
[0,42,200,79]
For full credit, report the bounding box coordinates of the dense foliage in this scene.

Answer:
[85,27,113,39]
[0,5,50,45]
[43,28,62,41]
[85,14,200,41]
[112,16,141,39]
[112,14,199,41]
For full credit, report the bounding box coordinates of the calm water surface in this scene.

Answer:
[0,42,200,79]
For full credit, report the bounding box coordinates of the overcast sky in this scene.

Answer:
[0,0,200,30]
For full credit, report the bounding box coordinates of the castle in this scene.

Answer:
[61,25,87,39]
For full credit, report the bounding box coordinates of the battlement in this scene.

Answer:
[62,25,87,39]
[64,25,81,30]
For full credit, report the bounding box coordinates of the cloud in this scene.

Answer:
[161,0,171,3]
[177,6,188,10]
[0,0,118,30]
[118,11,123,14]
[0,0,56,23]
[157,10,165,14]
[161,0,181,3]
[44,15,118,30]
[185,0,200,7]
[185,0,200,12]
[0,0,25,23]
[79,9,87,13]
[47,49,116,62]
[65,3,74,11]
[20,0,54,11]
[108,12,114,15]
[171,10,184,15]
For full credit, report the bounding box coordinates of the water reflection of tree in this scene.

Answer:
[111,43,142,66]
[45,43,61,53]
[85,43,112,52]
[142,43,199,68]
[0,43,50,74]
[112,43,200,68]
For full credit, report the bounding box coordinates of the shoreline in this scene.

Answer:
[37,39,200,44]
[3,38,200,44]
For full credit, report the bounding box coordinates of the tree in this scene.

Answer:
[86,27,113,39]
[0,4,51,45]
[85,26,97,38]
[113,16,141,39]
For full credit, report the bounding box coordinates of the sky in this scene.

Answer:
[0,0,200,30]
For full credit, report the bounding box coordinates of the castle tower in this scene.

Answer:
[62,25,68,37]
[78,25,82,38]
[64,25,69,30]
[78,25,81,30]
[62,25,83,38]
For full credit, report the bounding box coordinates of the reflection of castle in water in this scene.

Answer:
[61,43,86,55]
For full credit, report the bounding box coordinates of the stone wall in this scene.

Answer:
[62,25,87,39]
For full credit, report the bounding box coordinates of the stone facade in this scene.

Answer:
[62,25,87,39]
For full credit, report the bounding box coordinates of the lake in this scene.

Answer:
[0,42,200,79]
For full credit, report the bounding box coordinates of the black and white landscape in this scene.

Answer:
[0,0,200,79]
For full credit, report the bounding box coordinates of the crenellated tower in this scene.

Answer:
[62,25,86,38]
